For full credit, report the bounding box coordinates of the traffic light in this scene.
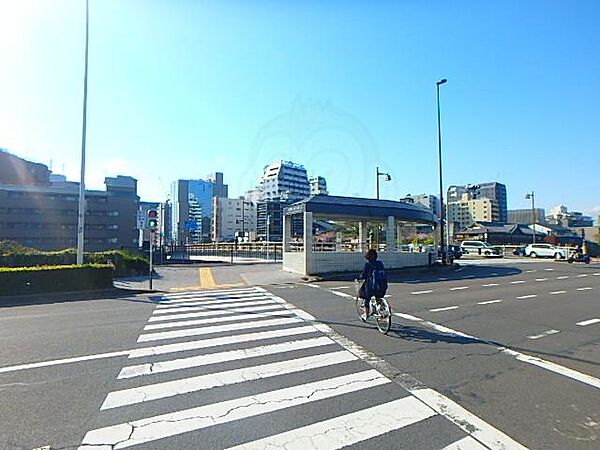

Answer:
[146,209,159,231]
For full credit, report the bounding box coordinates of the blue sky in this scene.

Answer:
[0,0,598,218]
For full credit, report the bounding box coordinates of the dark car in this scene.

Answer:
[447,244,463,259]
[513,246,527,257]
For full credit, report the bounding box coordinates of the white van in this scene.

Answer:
[460,241,502,257]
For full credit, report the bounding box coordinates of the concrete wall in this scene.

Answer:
[283,250,434,275]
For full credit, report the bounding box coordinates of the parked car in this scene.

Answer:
[513,246,527,257]
[524,244,566,259]
[460,240,502,257]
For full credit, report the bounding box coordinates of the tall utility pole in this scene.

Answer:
[76,0,90,265]
[526,191,536,244]
[436,78,448,265]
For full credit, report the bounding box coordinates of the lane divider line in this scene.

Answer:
[527,330,560,340]
[576,318,600,326]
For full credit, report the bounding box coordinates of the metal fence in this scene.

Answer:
[165,242,282,263]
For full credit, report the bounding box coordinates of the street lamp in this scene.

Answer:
[526,191,536,244]
[76,0,90,265]
[376,166,392,200]
[436,78,448,265]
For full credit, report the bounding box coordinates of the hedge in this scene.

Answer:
[0,264,114,296]
[0,248,148,277]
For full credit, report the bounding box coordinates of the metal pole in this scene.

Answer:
[266,213,270,260]
[159,202,164,265]
[531,191,536,245]
[149,231,154,290]
[376,166,380,200]
[436,79,447,265]
[241,201,245,241]
[76,0,90,265]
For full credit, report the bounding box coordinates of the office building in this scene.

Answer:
[0,150,139,251]
[257,200,283,242]
[447,193,495,231]
[448,182,507,222]
[309,176,328,196]
[400,194,440,218]
[508,208,546,225]
[212,197,257,242]
[546,205,593,228]
[259,161,310,202]
[171,173,228,244]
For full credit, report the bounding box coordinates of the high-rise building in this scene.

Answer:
[309,176,328,196]
[257,200,284,242]
[447,193,495,231]
[171,173,228,244]
[0,150,139,251]
[258,161,310,202]
[400,194,440,218]
[546,205,593,228]
[212,197,257,242]
[448,182,507,222]
[508,208,546,225]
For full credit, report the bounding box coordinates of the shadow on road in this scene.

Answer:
[0,288,155,308]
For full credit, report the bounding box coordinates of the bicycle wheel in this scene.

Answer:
[375,298,392,334]
[355,296,365,320]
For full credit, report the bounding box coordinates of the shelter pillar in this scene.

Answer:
[386,216,396,251]
[303,212,313,255]
[358,220,367,252]
[283,213,292,252]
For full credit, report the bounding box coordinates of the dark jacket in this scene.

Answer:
[359,260,384,298]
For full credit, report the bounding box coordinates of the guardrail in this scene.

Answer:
[165,243,282,262]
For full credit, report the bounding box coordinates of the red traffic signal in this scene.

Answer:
[147,209,158,218]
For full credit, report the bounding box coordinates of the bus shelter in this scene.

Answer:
[282,195,438,275]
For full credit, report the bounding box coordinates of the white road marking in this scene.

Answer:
[501,348,600,390]
[510,280,526,284]
[442,436,489,450]
[576,318,600,326]
[157,295,271,307]
[0,350,130,375]
[482,283,499,287]
[148,304,284,322]
[545,268,555,271]
[129,326,317,358]
[144,309,297,330]
[137,317,304,343]
[330,286,350,290]
[430,306,459,312]
[556,276,569,280]
[550,291,566,295]
[517,295,537,299]
[306,283,320,288]
[593,272,600,276]
[477,300,503,305]
[527,330,560,340]
[525,270,537,273]
[535,278,548,282]
[155,299,278,311]
[577,274,589,278]
[161,288,258,299]
[394,312,423,322]
[79,370,389,449]
[102,350,357,410]
[411,290,433,295]
[392,311,600,391]
[331,290,354,298]
[410,388,529,450]
[118,337,335,379]
[226,396,436,450]
[577,287,593,291]
[450,286,469,291]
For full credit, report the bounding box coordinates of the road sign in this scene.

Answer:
[136,210,146,230]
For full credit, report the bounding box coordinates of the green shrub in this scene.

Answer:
[0,248,148,276]
[0,264,114,296]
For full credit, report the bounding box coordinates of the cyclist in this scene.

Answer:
[357,249,387,322]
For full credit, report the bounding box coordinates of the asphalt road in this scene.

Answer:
[0,259,598,449]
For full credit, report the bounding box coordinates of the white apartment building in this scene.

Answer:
[212,197,257,242]
[258,161,310,202]
[447,193,495,231]
[400,194,440,218]
[309,176,328,196]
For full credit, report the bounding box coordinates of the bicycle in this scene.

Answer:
[354,280,392,334]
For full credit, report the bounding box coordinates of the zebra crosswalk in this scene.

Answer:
[78,286,526,449]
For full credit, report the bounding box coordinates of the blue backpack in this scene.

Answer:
[369,267,388,297]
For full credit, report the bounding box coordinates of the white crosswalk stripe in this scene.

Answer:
[79,286,528,450]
